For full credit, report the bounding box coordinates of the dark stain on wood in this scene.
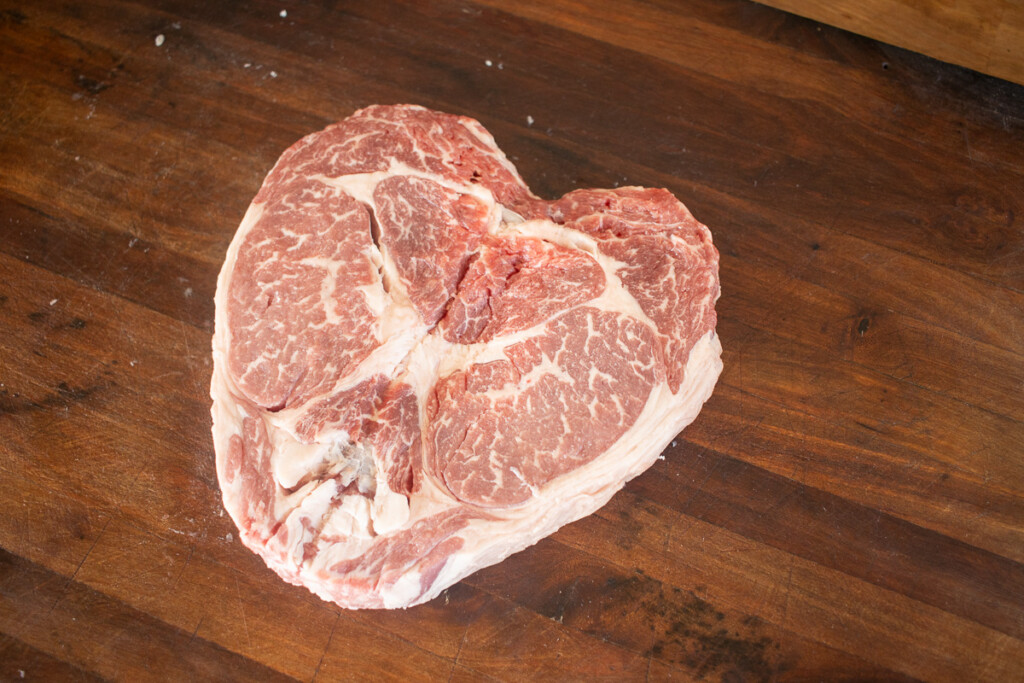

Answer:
[74,73,111,95]
[0,8,26,26]
[56,381,97,403]
[0,381,105,416]
[613,573,786,681]
[25,310,89,333]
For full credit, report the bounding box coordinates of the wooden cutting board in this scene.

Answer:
[756,0,1024,86]
[1,1,1022,680]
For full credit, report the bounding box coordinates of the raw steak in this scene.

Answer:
[210,104,722,609]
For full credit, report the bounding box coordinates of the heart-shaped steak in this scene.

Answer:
[211,104,722,609]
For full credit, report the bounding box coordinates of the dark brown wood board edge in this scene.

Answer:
[751,0,1024,87]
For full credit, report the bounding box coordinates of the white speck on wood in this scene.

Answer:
[485,59,492,67]
[49,298,57,306]
[270,71,278,78]
[280,9,287,17]
[526,115,534,126]
[155,34,165,47]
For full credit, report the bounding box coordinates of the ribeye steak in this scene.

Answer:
[211,104,722,609]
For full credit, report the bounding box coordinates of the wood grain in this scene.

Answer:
[756,0,1024,86]
[1,0,1022,680]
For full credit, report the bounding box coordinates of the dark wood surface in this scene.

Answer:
[2,1,1023,680]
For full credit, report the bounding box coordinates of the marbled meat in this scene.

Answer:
[210,104,722,609]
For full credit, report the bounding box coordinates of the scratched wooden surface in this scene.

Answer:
[1,0,1023,681]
